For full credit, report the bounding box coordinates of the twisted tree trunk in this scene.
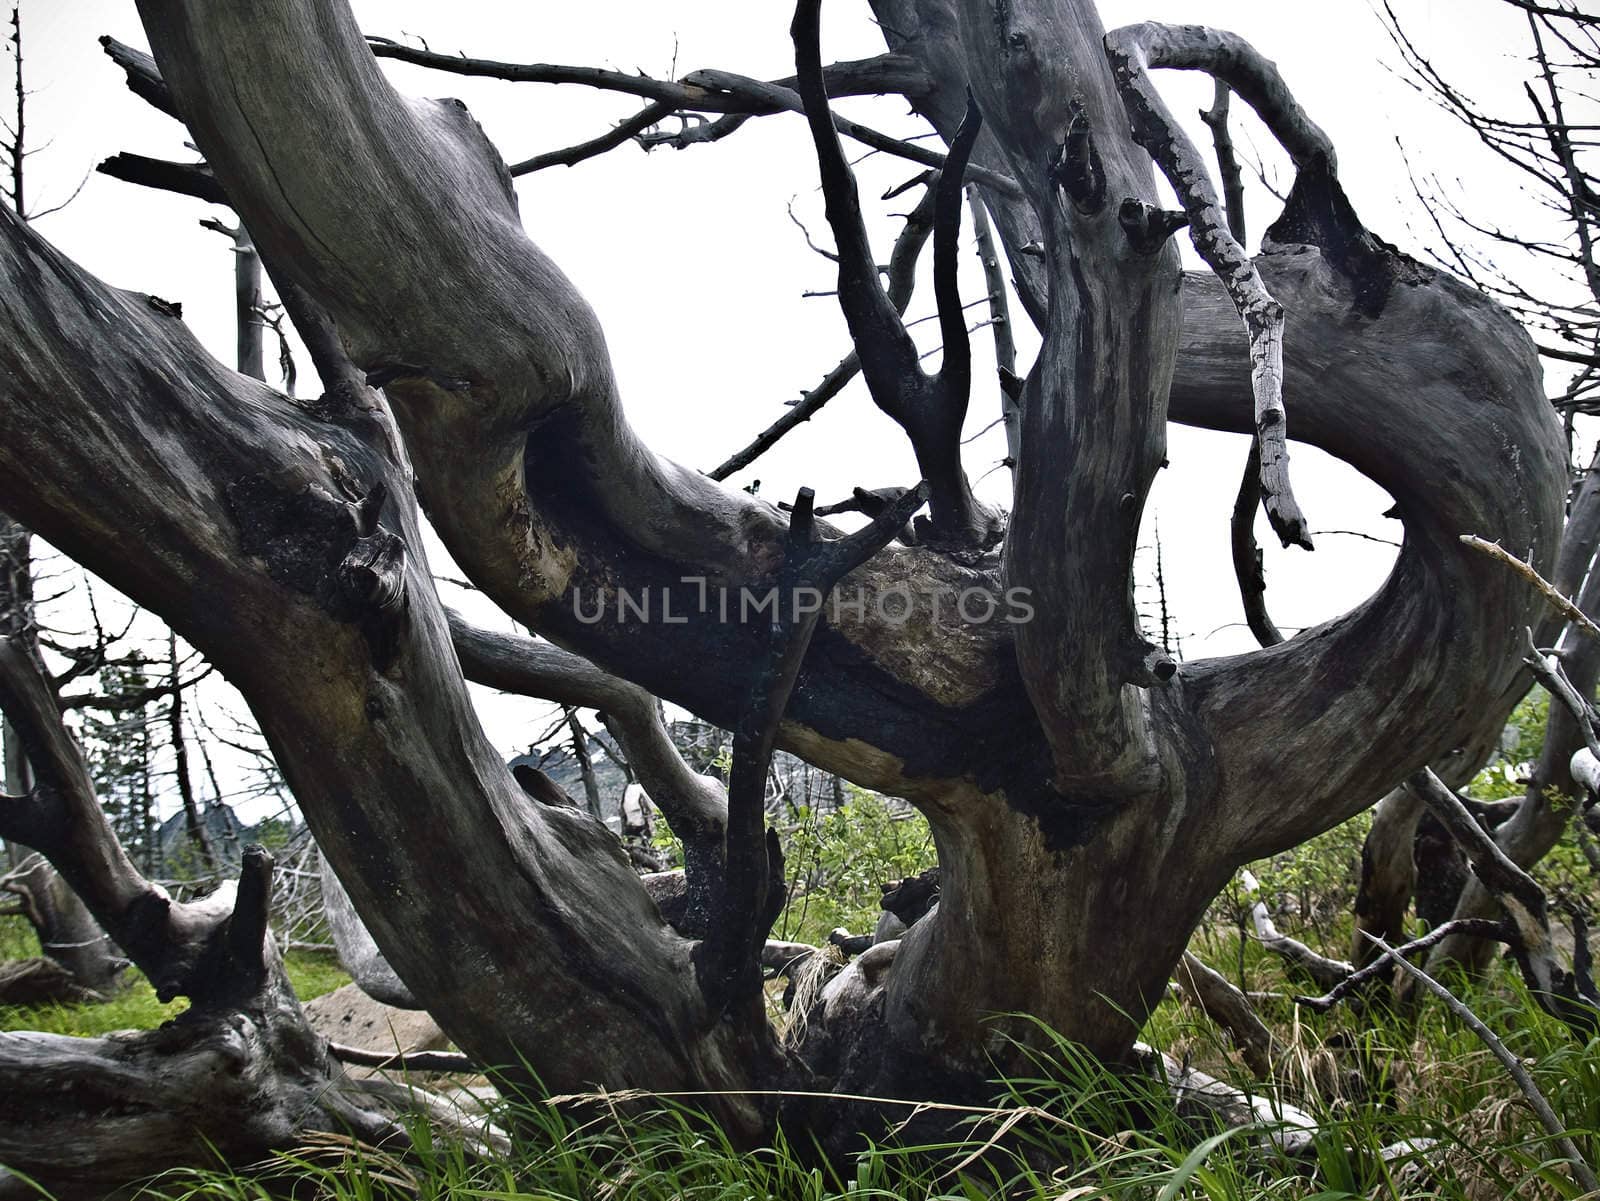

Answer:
[0,0,1568,1179]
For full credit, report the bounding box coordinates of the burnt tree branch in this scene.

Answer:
[708,181,938,482]
[698,482,929,1017]
[1106,22,1319,550]
[793,0,997,548]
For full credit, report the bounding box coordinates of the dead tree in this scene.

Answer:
[1345,0,1600,971]
[1383,0,1600,419]
[0,0,1570,1180]
[0,633,427,1197]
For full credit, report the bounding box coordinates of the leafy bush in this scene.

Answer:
[773,787,934,947]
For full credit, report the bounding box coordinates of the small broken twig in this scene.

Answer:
[1462,534,1600,642]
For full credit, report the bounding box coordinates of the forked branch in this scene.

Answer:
[793,0,995,548]
[366,36,1019,194]
[709,181,939,482]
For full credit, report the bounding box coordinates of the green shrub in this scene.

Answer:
[774,787,934,946]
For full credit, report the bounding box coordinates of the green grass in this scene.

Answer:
[5,939,1598,1200]
[5,787,1599,1198]
[119,989,1600,1201]
[287,948,354,1003]
[0,915,348,1037]
[0,913,38,961]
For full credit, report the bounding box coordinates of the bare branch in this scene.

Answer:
[97,152,227,205]
[1175,951,1276,1078]
[709,181,938,482]
[510,101,674,176]
[99,36,175,119]
[1230,439,1283,648]
[1106,23,1318,549]
[793,0,993,547]
[1407,767,1599,1036]
[964,186,1019,477]
[327,1043,476,1073]
[1375,934,1600,1196]
[697,482,928,1015]
[367,37,1014,194]
[1295,918,1509,1012]
[1238,869,1350,990]
[7,6,21,216]
[1199,80,1246,244]
[1462,534,1600,642]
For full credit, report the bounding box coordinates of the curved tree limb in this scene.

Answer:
[0,197,768,1132]
[1168,247,1563,860]
[1230,438,1283,648]
[448,613,728,845]
[1295,918,1510,1013]
[0,611,402,1194]
[41,0,1566,1103]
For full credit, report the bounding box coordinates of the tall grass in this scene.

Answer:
[95,968,1600,1201]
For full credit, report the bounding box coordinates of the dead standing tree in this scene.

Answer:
[0,0,1569,1185]
[1341,0,1600,973]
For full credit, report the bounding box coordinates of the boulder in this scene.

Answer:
[303,981,450,1075]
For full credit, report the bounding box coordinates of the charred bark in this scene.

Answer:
[0,626,419,1198]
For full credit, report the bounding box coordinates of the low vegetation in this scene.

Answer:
[3,752,1597,1200]
[0,913,348,1037]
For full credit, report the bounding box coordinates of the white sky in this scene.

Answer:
[8,1,1584,819]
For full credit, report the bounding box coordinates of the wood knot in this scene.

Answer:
[1118,198,1189,254]
[338,531,407,616]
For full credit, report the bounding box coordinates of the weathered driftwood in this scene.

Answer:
[1239,870,1352,993]
[1175,952,1277,1079]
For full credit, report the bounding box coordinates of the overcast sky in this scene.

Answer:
[8,1,1582,816]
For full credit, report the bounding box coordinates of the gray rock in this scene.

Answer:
[304,981,450,1076]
